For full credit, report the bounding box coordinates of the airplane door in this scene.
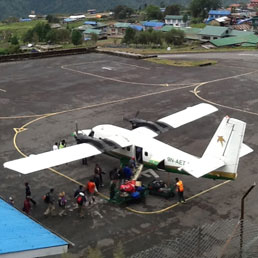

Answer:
[157,160,165,170]
[135,146,143,163]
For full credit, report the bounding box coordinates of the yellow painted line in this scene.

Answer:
[61,65,193,87]
[0,83,197,120]
[126,180,231,215]
[13,127,27,133]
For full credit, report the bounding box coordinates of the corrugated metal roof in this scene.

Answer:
[198,26,230,36]
[84,21,97,25]
[83,28,102,35]
[143,21,164,27]
[165,15,184,20]
[210,34,258,46]
[0,198,68,255]
[209,10,231,16]
[129,25,143,31]
[230,29,254,37]
[114,22,131,28]
[161,25,174,32]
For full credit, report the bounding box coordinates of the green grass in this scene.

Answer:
[0,19,47,37]
[190,23,206,28]
[147,58,217,67]
[99,45,258,55]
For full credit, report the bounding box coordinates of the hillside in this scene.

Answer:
[0,0,248,21]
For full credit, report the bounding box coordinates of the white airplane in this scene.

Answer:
[3,103,253,180]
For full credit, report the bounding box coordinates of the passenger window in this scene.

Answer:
[144,152,148,156]
[126,147,131,151]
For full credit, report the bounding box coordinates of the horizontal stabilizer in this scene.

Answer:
[3,143,102,174]
[180,157,225,178]
[240,143,253,158]
[158,103,218,128]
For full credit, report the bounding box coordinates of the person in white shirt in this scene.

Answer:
[53,142,58,151]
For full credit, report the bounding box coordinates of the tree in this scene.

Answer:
[113,242,126,258]
[164,29,185,45]
[145,5,162,20]
[46,30,57,43]
[189,0,222,19]
[164,4,181,16]
[123,27,136,44]
[86,247,103,258]
[71,30,82,45]
[46,14,59,23]
[113,5,134,19]
[10,35,19,45]
[90,33,98,43]
[183,14,189,23]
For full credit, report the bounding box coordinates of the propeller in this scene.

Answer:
[123,110,140,123]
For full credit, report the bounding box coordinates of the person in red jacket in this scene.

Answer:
[23,196,31,214]
[86,179,98,204]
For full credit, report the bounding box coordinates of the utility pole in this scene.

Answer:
[240,182,256,258]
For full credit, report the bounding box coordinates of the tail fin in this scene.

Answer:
[202,116,250,178]
[181,116,252,179]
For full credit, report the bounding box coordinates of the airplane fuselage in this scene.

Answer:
[86,124,236,180]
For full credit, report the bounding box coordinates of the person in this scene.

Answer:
[76,192,86,218]
[58,192,67,216]
[25,182,36,205]
[175,178,185,203]
[23,196,31,214]
[53,142,58,151]
[59,140,66,149]
[86,179,97,205]
[44,188,56,216]
[93,174,100,191]
[110,180,116,200]
[128,157,136,170]
[8,196,14,206]
[74,185,84,198]
[94,164,104,187]
[123,165,132,180]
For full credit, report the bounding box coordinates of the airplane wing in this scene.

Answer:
[3,144,102,174]
[157,103,218,128]
[133,103,218,137]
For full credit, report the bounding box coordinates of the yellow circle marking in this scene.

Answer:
[126,180,230,214]
[8,62,258,214]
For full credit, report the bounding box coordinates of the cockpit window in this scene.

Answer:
[89,130,94,137]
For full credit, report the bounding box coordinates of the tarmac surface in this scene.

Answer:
[1,51,258,257]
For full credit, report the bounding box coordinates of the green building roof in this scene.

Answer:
[161,25,174,32]
[83,28,102,35]
[165,15,184,20]
[198,26,230,36]
[210,34,258,47]
[114,23,131,28]
[229,29,254,37]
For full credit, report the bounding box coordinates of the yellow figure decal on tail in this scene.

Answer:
[217,136,225,146]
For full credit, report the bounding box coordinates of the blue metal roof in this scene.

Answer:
[129,24,143,31]
[237,18,252,24]
[19,18,32,22]
[143,21,164,27]
[209,10,231,16]
[64,18,76,22]
[84,21,97,25]
[0,198,68,255]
